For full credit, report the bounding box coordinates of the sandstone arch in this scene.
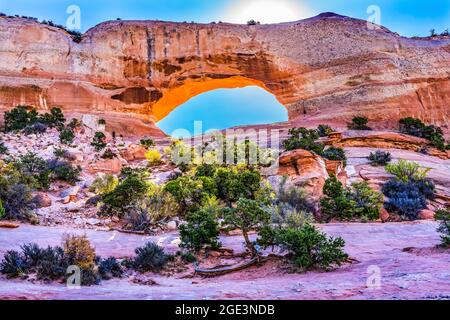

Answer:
[1,13,450,136]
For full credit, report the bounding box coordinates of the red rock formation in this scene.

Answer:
[1,13,450,136]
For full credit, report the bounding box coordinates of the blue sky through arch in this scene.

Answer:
[157,86,288,138]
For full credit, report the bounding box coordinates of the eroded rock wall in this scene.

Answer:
[1,13,450,136]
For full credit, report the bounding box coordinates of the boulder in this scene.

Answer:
[120,144,147,161]
[60,186,81,198]
[277,149,330,199]
[166,220,178,231]
[87,157,123,174]
[32,193,52,208]
[418,209,435,220]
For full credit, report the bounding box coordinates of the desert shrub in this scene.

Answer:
[348,116,371,130]
[435,209,450,247]
[129,242,170,272]
[4,105,39,132]
[385,160,430,183]
[195,163,217,178]
[124,189,179,232]
[382,179,435,220]
[275,177,315,212]
[164,176,207,214]
[214,166,262,205]
[89,174,119,195]
[222,198,271,256]
[140,138,155,149]
[23,122,47,135]
[53,147,68,159]
[0,250,27,278]
[322,147,347,165]
[368,150,392,166]
[119,166,150,180]
[101,148,116,159]
[179,197,221,252]
[67,118,82,130]
[101,174,149,217]
[98,257,123,280]
[0,141,8,155]
[35,246,68,281]
[247,19,260,25]
[282,127,324,154]
[59,127,75,145]
[0,162,35,221]
[317,124,334,137]
[40,107,65,128]
[47,159,81,185]
[320,176,382,222]
[145,149,162,166]
[16,152,50,190]
[0,200,5,219]
[399,117,447,151]
[91,132,107,151]
[260,224,348,271]
[63,234,96,270]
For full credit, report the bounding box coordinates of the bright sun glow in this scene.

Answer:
[224,0,311,24]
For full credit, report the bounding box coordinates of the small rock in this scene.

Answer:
[380,207,390,222]
[166,220,178,230]
[418,209,435,220]
[0,221,20,229]
[66,202,82,212]
[86,218,101,226]
[60,186,81,198]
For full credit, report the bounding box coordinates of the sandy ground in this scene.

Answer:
[0,221,448,300]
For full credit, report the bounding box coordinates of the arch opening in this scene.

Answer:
[156,81,288,138]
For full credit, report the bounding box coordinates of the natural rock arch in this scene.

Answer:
[1,13,450,136]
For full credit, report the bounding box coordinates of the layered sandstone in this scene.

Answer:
[1,12,450,136]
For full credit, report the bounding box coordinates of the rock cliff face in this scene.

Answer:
[1,13,450,136]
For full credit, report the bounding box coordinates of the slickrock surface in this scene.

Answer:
[1,13,450,136]
[0,222,448,300]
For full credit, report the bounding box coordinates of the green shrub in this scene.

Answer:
[101,174,149,217]
[59,128,75,145]
[40,107,65,128]
[164,176,207,214]
[195,163,217,178]
[16,152,50,190]
[101,148,116,159]
[368,150,392,166]
[53,147,67,159]
[317,124,334,137]
[0,250,27,278]
[382,179,435,220]
[91,132,107,151]
[90,174,119,195]
[129,242,170,272]
[282,127,324,154]
[98,257,123,280]
[0,141,8,155]
[67,118,82,130]
[435,209,450,247]
[0,199,5,219]
[124,189,179,232]
[222,198,270,256]
[385,160,430,183]
[322,147,347,165]
[145,149,162,166]
[47,159,81,185]
[4,105,38,132]
[35,246,68,281]
[320,176,382,222]
[98,118,106,125]
[179,197,221,252]
[140,138,155,149]
[399,117,447,151]
[348,116,371,130]
[260,224,348,271]
[0,161,35,221]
